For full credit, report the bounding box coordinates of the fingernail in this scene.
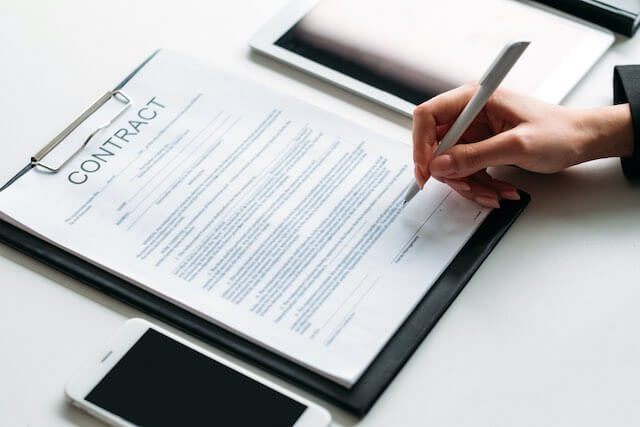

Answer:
[475,196,500,209]
[445,179,471,192]
[500,190,520,200]
[430,155,457,177]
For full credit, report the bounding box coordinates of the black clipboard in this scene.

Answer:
[0,51,530,416]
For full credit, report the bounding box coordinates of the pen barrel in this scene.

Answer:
[434,85,492,156]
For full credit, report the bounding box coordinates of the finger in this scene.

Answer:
[451,186,501,209]
[414,164,426,185]
[441,172,500,205]
[445,171,519,204]
[429,130,523,179]
[412,84,479,186]
[472,171,520,200]
[473,195,501,209]
[442,178,471,192]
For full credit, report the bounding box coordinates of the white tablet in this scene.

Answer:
[250,0,614,116]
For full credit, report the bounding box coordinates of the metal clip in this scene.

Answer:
[31,90,131,173]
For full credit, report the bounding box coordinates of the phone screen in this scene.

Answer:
[85,328,307,426]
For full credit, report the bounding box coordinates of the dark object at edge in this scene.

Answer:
[534,0,640,36]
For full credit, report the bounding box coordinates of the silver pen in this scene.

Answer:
[403,40,530,206]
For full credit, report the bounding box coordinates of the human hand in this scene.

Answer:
[412,84,634,208]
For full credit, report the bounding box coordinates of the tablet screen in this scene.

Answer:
[270,0,614,107]
[276,19,435,105]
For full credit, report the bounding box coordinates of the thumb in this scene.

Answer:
[429,131,523,179]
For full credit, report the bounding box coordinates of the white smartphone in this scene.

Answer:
[65,318,332,427]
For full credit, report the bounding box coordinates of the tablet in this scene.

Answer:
[250,0,614,116]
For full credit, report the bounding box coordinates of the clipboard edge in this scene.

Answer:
[0,191,530,416]
[347,190,531,414]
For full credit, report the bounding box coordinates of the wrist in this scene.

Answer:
[577,104,634,163]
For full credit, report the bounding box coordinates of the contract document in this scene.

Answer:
[0,51,489,387]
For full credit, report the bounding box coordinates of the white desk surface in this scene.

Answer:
[1,1,639,425]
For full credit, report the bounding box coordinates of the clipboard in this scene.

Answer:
[0,51,530,416]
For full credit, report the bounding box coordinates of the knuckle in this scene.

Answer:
[413,103,430,119]
[510,128,531,154]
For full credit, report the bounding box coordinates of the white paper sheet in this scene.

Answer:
[0,51,489,386]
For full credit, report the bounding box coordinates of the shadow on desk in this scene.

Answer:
[493,158,640,224]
